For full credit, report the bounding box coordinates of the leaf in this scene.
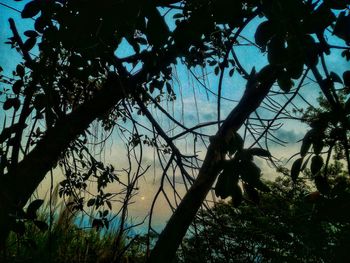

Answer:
[291,158,303,183]
[231,184,242,207]
[11,221,26,236]
[240,161,261,186]
[3,98,20,111]
[146,8,170,47]
[215,169,238,199]
[315,175,331,195]
[345,97,350,113]
[333,11,350,44]
[33,94,46,111]
[254,21,274,48]
[87,198,95,207]
[21,0,41,18]
[214,66,220,75]
[277,72,293,92]
[311,155,323,175]
[27,199,44,219]
[268,35,287,65]
[227,132,244,155]
[330,71,343,84]
[254,180,271,193]
[300,130,314,157]
[16,64,25,78]
[303,35,319,67]
[313,139,324,155]
[324,0,349,10]
[12,80,23,95]
[247,148,271,157]
[24,30,39,38]
[23,37,36,52]
[243,183,260,204]
[34,220,48,231]
[343,70,350,86]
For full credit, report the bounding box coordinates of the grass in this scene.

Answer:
[1,186,147,263]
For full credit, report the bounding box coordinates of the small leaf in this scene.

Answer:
[315,175,331,195]
[227,132,244,155]
[12,80,23,94]
[33,94,46,111]
[311,155,323,175]
[313,139,324,155]
[247,148,271,157]
[343,70,350,86]
[330,71,343,84]
[214,66,219,75]
[243,183,260,204]
[231,184,242,207]
[34,220,48,231]
[87,198,95,207]
[300,130,314,157]
[27,199,44,219]
[215,169,238,199]
[255,21,273,48]
[291,158,303,183]
[23,37,36,52]
[24,30,39,38]
[22,0,41,18]
[240,161,261,186]
[11,221,25,236]
[16,64,25,78]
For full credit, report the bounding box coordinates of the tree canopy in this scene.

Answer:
[1,0,350,262]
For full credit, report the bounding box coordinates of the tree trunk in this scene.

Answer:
[148,67,277,262]
[0,73,127,246]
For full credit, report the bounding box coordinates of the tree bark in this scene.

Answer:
[148,66,277,263]
[0,74,128,246]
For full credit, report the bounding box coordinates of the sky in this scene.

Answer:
[1,0,349,234]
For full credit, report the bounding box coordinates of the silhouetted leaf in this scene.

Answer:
[301,130,314,157]
[240,161,261,186]
[34,220,48,231]
[215,168,238,199]
[3,98,20,111]
[313,139,324,155]
[330,71,343,84]
[227,132,244,155]
[277,72,293,92]
[27,199,44,219]
[11,221,25,236]
[333,11,350,44]
[311,155,323,175]
[16,64,25,78]
[33,94,46,111]
[255,21,273,48]
[146,8,170,47]
[324,0,349,10]
[343,70,350,86]
[87,198,95,207]
[315,175,331,195]
[23,37,36,52]
[243,183,260,204]
[247,148,271,157]
[268,35,287,65]
[21,0,41,18]
[12,80,23,95]
[231,184,242,207]
[291,158,303,183]
[24,30,39,38]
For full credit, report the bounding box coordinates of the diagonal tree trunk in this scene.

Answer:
[0,73,129,247]
[148,66,277,263]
